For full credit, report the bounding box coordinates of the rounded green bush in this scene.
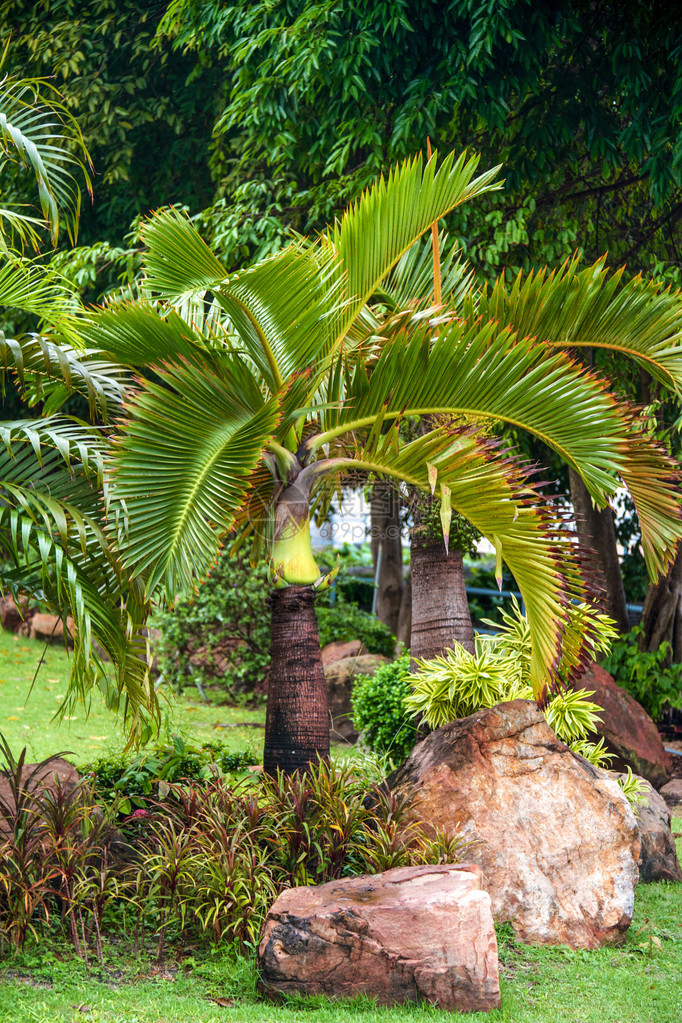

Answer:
[350,655,417,764]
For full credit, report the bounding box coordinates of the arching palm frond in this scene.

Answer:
[0,333,129,421]
[476,255,682,392]
[111,356,282,599]
[0,423,156,736]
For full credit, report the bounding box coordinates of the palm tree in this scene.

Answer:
[4,150,682,773]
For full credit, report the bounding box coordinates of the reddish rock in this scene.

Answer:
[389,700,640,949]
[0,757,79,840]
[660,778,682,809]
[573,665,671,788]
[321,639,366,666]
[324,654,388,743]
[0,595,31,633]
[621,775,682,883]
[258,863,500,1012]
[29,613,74,647]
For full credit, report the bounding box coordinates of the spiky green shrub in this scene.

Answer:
[406,599,618,769]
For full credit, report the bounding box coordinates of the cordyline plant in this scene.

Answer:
[3,148,682,772]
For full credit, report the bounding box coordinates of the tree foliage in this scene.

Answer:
[160,0,682,275]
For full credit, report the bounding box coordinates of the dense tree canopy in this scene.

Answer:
[160,0,682,275]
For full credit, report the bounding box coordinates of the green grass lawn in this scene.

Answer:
[0,629,266,764]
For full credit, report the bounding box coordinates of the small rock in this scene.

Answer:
[660,778,682,809]
[258,863,500,1012]
[620,775,682,883]
[324,654,388,743]
[321,639,366,666]
[571,665,671,788]
[389,699,640,948]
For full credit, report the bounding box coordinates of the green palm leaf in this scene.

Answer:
[309,426,590,699]
[327,149,501,329]
[112,356,281,598]
[0,335,129,421]
[0,71,92,246]
[0,431,155,732]
[476,255,682,391]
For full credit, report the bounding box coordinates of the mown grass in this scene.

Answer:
[0,826,680,1023]
[0,630,266,763]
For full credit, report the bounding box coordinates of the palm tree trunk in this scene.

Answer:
[568,468,630,633]
[410,508,474,665]
[263,586,329,774]
[370,481,404,636]
[639,546,682,654]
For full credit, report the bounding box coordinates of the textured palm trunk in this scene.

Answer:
[569,467,630,633]
[263,586,329,775]
[410,523,475,665]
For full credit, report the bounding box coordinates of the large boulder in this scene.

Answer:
[258,863,500,1012]
[29,613,75,647]
[620,775,682,883]
[572,664,671,788]
[389,700,640,949]
[324,653,388,743]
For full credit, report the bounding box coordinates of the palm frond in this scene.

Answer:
[78,300,207,366]
[327,148,501,328]
[476,255,682,391]
[0,333,129,421]
[0,432,155,734]
[139,205,228,302]
[0,253,81,329]
[310,426,592,699]
[111,356,281,598]
[0,71,92,246]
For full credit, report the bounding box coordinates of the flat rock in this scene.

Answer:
[618,774,682,882]
[572,664,671,788]
[324,654,388,743]
[389,700,640,949]
[660,778,682,809]
[258,863,500,1012]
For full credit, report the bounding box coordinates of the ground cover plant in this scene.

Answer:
[0,745,466,965]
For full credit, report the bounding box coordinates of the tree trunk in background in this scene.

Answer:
[263,586,329,775]
[639,546,682,655]
[396,571,412,650]
[568,467,630,633]
[370,481,404,637]
[410,504,475,666]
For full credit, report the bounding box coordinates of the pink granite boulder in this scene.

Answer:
[258,863,500,1012]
